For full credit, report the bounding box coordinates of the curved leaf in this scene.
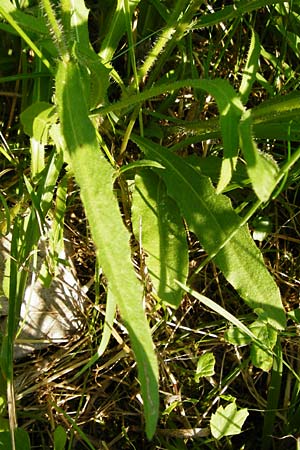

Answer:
[55,60,159,438]
[132,135,286,330]
[132,171,189,307]
[239,110,279,202]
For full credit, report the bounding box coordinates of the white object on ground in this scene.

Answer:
[0,232,86,359]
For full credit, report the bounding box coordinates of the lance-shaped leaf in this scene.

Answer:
[132,135,286,331]
[239,109,279,202]
[239,29,261,104]
[132,171,189,308]
[55,60,159,439]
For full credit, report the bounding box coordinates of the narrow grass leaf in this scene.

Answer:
[132,171,189,307]
[176,281,258,342]
[74,289,117,380]
[55,59,159,438]
[99,0,140,64]
[132,135,286,330]
[0,4,52,72]
[0,0,49,36]
[117,160,165,176]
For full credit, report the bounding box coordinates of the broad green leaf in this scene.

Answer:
[0,418,9,433]
[0,429,31,450]
[216,156,238,194]
[55,60,158,438]
[0,0,49,36]
[202,69,243,191]
[186,155,250,190]
[59,0,110,108]
[132,171,189,307]
[20,102,57,143]
[224,325,252,347]
[250,321,277,371]
[21,102,58,179]
[54,425,67,450]
[210,402,249,439]
[225,320,277,371]
[195,352,215,382]
[239,110,279,202]
[132,135,286,331]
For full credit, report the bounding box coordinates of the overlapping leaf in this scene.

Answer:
[132,171,189,307]
[132,135,286,331]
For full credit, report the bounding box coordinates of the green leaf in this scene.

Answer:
[177,282,261,345]
[252,216,272,242]
[98,0,141,64]
[0,429,31,450]
[195,352,215,382]
[132,135,286,331]
[60,0,111,108]
[239,29,261,104]
[210,402,249,439]
[20,102,57,143]
[224,325,252,347]
[117,160,165,176]
[225,320,277,371]
[250,321,277,371]
[74,289,117,379]
[216,156,238,194]
[55,59,159,438]
[54,425,67,450]
[186,155,250,190]
[0,0,49,36]
[287,308,300,324]
[132,171,189,307]
[0,418,9,433]
[239,110,279,202]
